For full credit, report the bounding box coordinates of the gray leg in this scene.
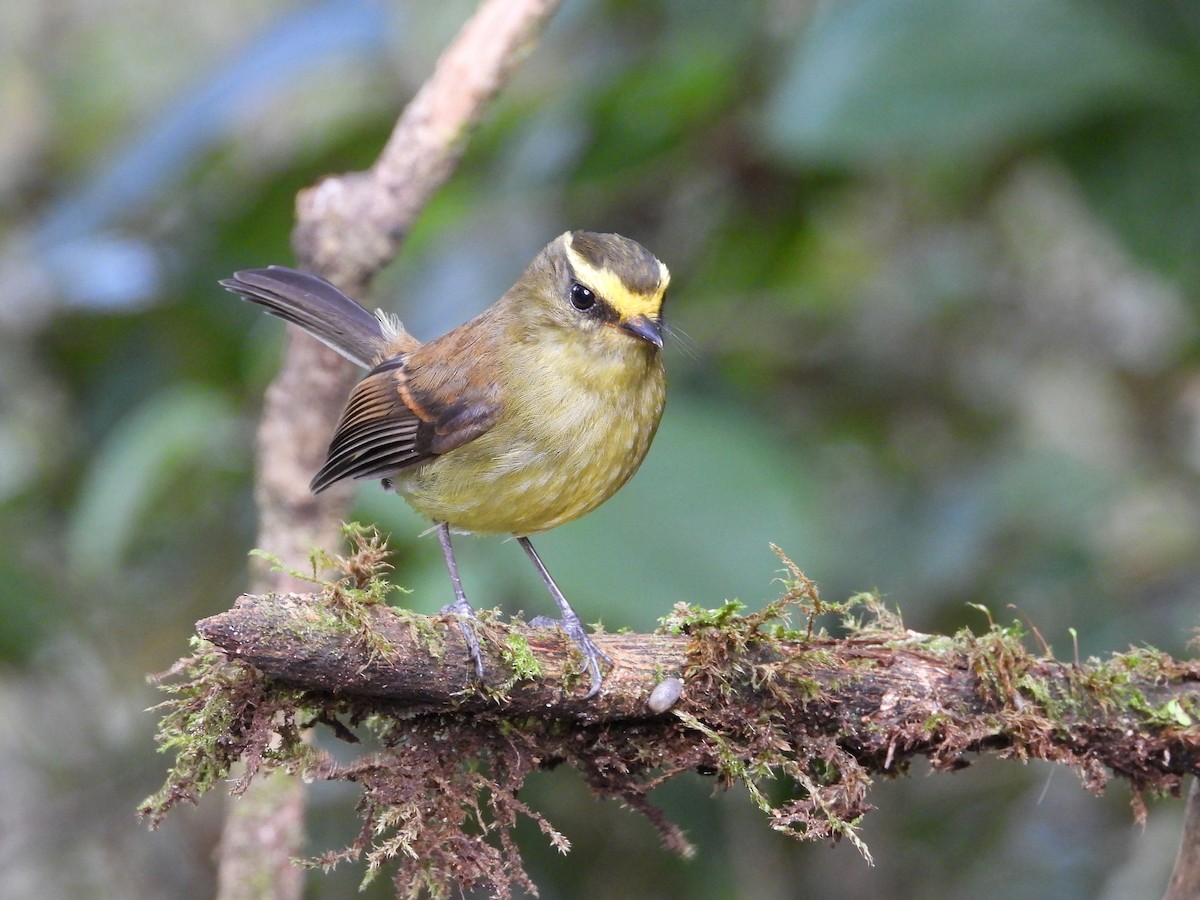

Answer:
[437,522,484,679]
[518,536,610,697]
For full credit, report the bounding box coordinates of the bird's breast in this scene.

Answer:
[395,338,665,536]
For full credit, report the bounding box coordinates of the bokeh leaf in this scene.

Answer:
[764,0,1172,165]
[67,385,241,582]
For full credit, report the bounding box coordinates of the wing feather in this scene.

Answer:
[310,339,503,493]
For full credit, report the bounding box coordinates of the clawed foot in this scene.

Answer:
[530,613,612,698]
[441,598,485,680]
[440,606,610,696]
[436,527,610,697]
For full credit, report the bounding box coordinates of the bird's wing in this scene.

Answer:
[310,340,502,492]
[220,266,390,369]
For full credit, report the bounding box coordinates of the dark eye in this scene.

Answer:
[570,282,596,311]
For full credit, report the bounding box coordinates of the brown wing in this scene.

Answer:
[310,335,502,493]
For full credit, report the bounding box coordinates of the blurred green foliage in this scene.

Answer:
[2,0,1198,897]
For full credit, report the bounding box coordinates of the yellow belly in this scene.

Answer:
[395,341,665,536]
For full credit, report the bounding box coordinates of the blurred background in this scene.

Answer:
[2,0,1199,896]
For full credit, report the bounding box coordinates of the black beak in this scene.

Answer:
[620,314,664,349]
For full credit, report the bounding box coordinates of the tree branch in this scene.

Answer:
[197,591,1200,792]
[145,532,1200,897]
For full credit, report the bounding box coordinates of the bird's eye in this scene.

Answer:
[570,282,596,311]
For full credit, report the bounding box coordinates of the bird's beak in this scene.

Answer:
[620,314,664,349]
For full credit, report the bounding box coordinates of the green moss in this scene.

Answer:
[138,639,318,826]
[139,641,246,821]
[655,551,879,861]
[500,630,541,681]
[658,599,747,634]
[684,695,876,863]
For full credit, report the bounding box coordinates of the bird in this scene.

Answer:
[220,231,670,697]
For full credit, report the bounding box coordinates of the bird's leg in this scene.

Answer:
[437,522,485,680]
[518,536,611,698]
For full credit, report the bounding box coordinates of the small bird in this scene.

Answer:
[221,231,669,696]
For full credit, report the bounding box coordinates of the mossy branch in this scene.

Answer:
[196,589,1200,764]
[145,532,1200,899]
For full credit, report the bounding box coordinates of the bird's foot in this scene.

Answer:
[530,613,611,698]
[441,598,485,680]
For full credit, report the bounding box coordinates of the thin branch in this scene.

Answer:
[292,0,565,295]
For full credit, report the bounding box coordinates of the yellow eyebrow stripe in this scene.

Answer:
[564,235,669,321]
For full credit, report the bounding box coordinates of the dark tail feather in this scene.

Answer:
[220,266,384,368]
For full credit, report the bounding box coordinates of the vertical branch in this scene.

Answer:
[214,334,350,900]
[1165,780,1200,900]
[214,1,565,897]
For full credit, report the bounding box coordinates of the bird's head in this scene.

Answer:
[514,231,670,352]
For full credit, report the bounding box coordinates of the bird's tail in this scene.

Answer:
[220,266,388,368]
